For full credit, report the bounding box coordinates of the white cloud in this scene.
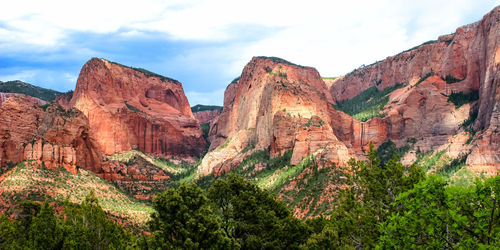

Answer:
[0,0,498,98]
[185,88,225,106]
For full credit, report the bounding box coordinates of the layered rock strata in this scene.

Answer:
[70,58,205,159]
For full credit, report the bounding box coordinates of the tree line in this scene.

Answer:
[1,144,498,249]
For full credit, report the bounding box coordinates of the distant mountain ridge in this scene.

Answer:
[0,80,62,101]
[191,104,223,113]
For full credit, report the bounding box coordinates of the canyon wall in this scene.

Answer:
[329,7,499,174]
[70,58,206,159]
[199,57,352,176]
[0,95,102,173]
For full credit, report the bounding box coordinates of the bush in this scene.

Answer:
[443,75,464,84]
[446,90,479,108]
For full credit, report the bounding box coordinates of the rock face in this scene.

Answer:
[198,57,352,176]
[193,109,222,124]
[331,76,470,153]
[70,58,205,159]
[0,92,46,106]
[329,6,500,174]
[0,95,102,174]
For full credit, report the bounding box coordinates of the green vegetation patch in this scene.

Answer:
[442,75,465,84]
[401,39,438,54]
[124,101,142,113]
[0,162,152,226]
[414,150,468,181]
[108,150,185,174]
[321,77,338,80]
[0,80,62,101]
[446,90,479,108]
[332,83,404,121]
[415,72,434,86]
[376,140,413,165]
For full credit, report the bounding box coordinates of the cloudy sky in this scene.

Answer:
[0,0,498,105]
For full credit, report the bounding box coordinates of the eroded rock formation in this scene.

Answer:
[70,58,205,159]
[329,6,500,174]
[198,57,352,176]
[0,95,102,174]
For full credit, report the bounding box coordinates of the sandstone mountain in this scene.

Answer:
[198,6,499,179]
[198,56,352,176]
[329,6,499,175]
[70,58,205,159]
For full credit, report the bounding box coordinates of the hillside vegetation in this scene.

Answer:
[1,147,497,249]
[0,80,62,101]
[332,83,404,121]
[0,162,152,227]
[191,104,223,113]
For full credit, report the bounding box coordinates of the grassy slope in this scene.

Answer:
[107,150,187,174]
[188,150,345,218]
[0,80,62,101]
[0,162,152,227]
[332,84,404,121]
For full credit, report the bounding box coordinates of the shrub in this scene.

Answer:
[443,75,464,84]
[446,90,479,108]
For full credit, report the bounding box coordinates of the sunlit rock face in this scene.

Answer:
[199,56,352,176]
[329,6,500,175]
[70,58,206,160]
[0,95,102,174]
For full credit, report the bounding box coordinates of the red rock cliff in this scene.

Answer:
[0,95,102,174]
[70,58,205,159]
[198,57,352,176]
[329,6,500,174]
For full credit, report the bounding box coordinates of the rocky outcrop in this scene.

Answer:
[0,92,46,106]
[466,7,500,174]
[198,57,352,176]
[55,91,73,110]
[0,95,103,173]
[329,6,500,174]
[193,109,222,124]
[331,76,471,153]
[70,58,205,159]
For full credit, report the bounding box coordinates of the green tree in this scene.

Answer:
[60,191,134,250]
[208,174,310,249]
[378,175,499,248]
[306,142,425,248]
[148,182,235,249]
[0,214,24,249]
[27,201,63,250]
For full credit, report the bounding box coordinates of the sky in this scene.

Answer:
[0,1,498,106]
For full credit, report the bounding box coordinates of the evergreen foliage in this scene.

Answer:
[446,90,479,108]
[379,175,499,248]
[1,148,498,249]
[147,182,236,249]
[304,143,426,248]
[332,84,404,121]
[191,104,223,113]
[0,80,62,101]
[0,192,135,249]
